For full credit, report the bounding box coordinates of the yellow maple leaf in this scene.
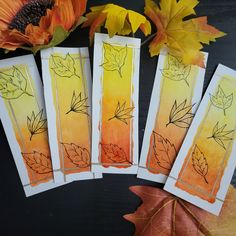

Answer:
[82,4,151,42]
[144,0,226,67]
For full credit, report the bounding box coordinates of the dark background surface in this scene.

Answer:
[0,0,236,235]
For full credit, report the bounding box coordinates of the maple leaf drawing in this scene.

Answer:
[101,42,127,77]
[108,101,134,125]
[66,91,89,115]
[210,85,233,116]
[51,53,80,79]
[0,66,33,100]
[208,122,234,150]
[124,185,236,236]
[22,151,52,174]
[62,143,90,168]
[153,131,177,171]
[161,55,191,86]
[27,109,47,141]
[101,143,132,164]
[166,99,195,128]
[192,145,208,184]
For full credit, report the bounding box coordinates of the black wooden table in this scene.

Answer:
[0,0,236,235]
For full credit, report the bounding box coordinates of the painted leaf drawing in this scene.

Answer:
[109,101,134,125]
[27,109,47,141]
[66,91,89,115]
[166,99,195,128]
[192,145,208,184]
[161,55,191,86]
[124,185,236,236]
[153,131,177,170]
[22,151,52,174]
[208,122,234,150]
[51,53,80,79]
[0,66,33,99]
[62,143,90,168]
[101,143,131,164]
[210,85,233,116]
[101,43,127,77]
[144,0,226,67]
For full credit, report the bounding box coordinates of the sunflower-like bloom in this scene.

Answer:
[0,0,87,52]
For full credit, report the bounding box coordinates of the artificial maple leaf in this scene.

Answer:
[208,122,234,150]
[124,185,236,236]
[144,0,226,67]
[210,85,233,116]
[82,3,151,42]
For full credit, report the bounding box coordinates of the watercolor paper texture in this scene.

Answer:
[41,47,102,182]
[0,55,65,196]
[164,64,236,215]
[92,33,140,174]
[138,51,208,183]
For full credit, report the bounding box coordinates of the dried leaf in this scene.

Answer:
[82,4,151,42]
[166,99,195,128]
[208,122,234,150]
[192,145,209,184]
[108,101,134,124]
[124,185,236,236]
[144,0,226,67]
[66,91,89,115]
[101,43,127,78]
[0,66,33,99]
[101,143,131,164]
[153,131,177,170]
[62,143,90,168]
[51,53,80,79]
[210,85,233,116]
[27,109,47,141]
[161,55,191,86]
[22,151,52,174]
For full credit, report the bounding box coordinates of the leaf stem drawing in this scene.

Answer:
[192,145,208,184]
[27,109,47,141]
[101,42,127,78]
[108,101,134,125]
[66,91,89,115]
[161,54,191,87]
[0,66,33,100]
[152,131,177,170]
[101,143,132,165]
[210,85,233,116]
[51,53,80,79]
[166,99,195,128]
[207,122,234,150]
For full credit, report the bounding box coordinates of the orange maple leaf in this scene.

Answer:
[124,185,236,236]
[144,0,226,67]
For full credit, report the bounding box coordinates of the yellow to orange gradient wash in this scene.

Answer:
[176,76,236,203]
[0,65,53,186]
[49,53,91,174]
[146,55,199,175]
[99,43,134,168]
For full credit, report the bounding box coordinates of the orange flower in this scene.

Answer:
[0,0,87,53]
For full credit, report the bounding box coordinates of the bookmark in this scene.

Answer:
[0,55,65,196]
[138,51,208,183]
[92,33,140,174]
[41,47,102,182]
[164,64,236,215]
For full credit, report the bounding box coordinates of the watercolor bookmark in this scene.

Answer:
[164,64,236,215]
[41,47,102,182]
[138,51,208,183]
[0,55,66,196]
[92,33,140,174]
